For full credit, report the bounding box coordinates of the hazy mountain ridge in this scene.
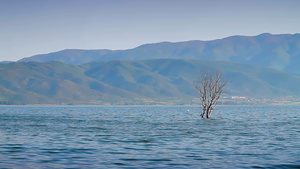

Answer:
[19,49,112,65]
[1,59,300,105]
[5,33,300,104]
[0,61,138,105]
[19,33,300,73]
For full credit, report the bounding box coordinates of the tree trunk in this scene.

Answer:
[206,109,211,118]
[201,106,206,118]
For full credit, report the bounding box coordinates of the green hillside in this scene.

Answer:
[1,59,300,105]
[83,59,300,98]
[0,62,137,105]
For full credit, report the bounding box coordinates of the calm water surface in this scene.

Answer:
[0,106,299,168]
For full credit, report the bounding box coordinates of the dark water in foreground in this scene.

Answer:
[0,106,299,168]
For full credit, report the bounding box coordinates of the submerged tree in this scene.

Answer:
[194,71,227,118]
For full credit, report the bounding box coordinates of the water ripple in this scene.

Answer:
[0,106,299,168]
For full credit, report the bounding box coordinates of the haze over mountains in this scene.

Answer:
[20,33,300,73]
[1,33,300,105]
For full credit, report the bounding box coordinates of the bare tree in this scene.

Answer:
[194,71,227,118]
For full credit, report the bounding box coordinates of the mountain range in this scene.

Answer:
[1,59,300,105]
[20,33,300,74]
[1,33,300,105]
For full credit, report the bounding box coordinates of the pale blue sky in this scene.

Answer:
[0,0,299,61]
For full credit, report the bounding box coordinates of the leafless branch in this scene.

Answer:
[194,71,227,118]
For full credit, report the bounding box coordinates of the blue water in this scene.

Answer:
[0,106,299,168]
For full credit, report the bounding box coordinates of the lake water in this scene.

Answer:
[0,106,299,168]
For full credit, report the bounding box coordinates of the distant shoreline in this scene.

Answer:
[1,103,300,107]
